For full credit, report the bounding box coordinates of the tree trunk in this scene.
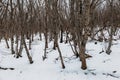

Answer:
[11,36,15,54]
[55,34,65,69]
[106,0,114,55]
[4,37,9,48]
[79,39,87,70]
[22,35,33,64]
[29,36,32,50]
[15,35,19,58]
[17,36,23,58]
[60,27,63,43]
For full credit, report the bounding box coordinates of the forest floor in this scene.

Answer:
[0,35,120,80]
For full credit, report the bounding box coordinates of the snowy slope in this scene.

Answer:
[0,35,120,80]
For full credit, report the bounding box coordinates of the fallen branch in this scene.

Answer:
[0,67,14,70]
[103,73,120,78]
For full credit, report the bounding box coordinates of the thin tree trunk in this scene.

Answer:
[39,32,42,41]
[43,32,48,60]
[32,33,34,41]
[17,36,23,58]
[106,27,113,54]
[60,27,63,43]
[4,37,9,48]
[65,31,69,44]
[15,35,19,58]
[106,0,114,55]
[53,33,57,50]
[23,35,33,64]
[29,36,32,50]
[55,34,65,69]
[69,40,79,57]
[11,36,15,54]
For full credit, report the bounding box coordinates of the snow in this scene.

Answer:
[0,35,120,80]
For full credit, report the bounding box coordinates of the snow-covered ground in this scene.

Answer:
[0,35,120,80]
